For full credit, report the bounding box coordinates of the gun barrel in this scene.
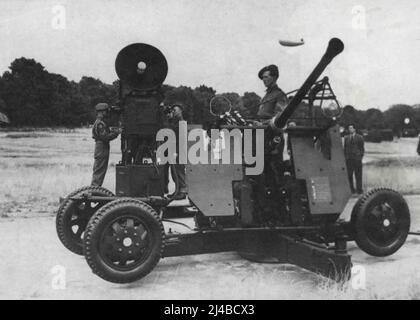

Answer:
[271,38,344,128]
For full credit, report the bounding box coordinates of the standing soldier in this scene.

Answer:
[257,64,288,185]
[344,124,365,195]
[91,103,121,186]
[258,64,288,121]
[162,102,188,200]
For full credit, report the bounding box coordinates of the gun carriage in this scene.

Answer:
[56,38,411,283]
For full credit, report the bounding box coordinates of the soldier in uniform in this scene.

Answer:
[164,103,188,200]
[257,64,288,186]
[91,103,121,186]
[258,64,288,120]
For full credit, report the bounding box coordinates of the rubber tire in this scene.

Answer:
[351,188,410,257]
[83,199,164,283]
[56,186,114,255]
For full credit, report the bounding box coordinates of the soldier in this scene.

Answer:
[344,124,365,194]
[258,64,288,156]
[258,64,288,120]
[91,103,121,186]
[257,64,288,186]
[163,102,188,200]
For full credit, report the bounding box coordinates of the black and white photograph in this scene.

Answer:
[1,0,420,302]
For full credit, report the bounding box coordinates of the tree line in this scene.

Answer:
[1,57,420,135]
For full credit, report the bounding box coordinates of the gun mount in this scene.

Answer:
[56,39,411,285]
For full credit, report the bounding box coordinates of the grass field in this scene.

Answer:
[1,129,420,217]
[0,129,119,217]
[363,138,420,194]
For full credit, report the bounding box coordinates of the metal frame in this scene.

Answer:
[70,193,353,281]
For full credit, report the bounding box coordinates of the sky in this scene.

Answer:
[1,0,420,110]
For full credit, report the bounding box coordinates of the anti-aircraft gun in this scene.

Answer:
[56,38,411,284]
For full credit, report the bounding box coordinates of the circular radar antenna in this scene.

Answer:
[115,43,168,90]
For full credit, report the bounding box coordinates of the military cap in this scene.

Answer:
[258,64,279,79]
[95,103,109,111]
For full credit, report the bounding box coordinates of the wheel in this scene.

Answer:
[83,199,164,283]
[351,188,410,257]
[56,186,114,255]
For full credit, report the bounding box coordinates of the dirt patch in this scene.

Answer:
[0,198,57,218]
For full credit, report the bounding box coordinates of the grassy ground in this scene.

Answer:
[0,129,119,217]
[1,130,420,217]
[363,138,420,194]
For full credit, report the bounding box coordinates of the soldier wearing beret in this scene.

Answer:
[91,103,121,186]
[257,64,288,186]
[257,64,288,119]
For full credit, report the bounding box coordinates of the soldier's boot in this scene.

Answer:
[171,163,188,200]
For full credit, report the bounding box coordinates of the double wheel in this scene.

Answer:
[56,185,114,255]
[57,187,165,283]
